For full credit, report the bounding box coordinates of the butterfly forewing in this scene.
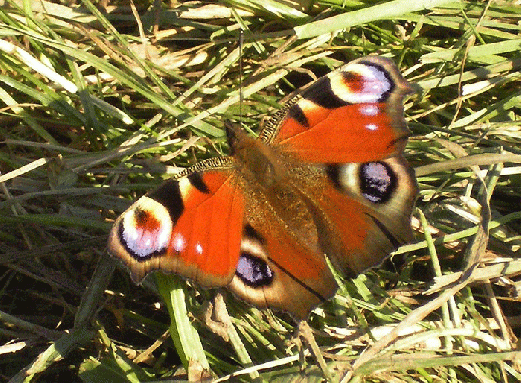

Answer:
[261,56,413,163]
[109,165,245,287]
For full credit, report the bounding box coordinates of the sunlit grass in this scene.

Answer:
[0,0,520,381]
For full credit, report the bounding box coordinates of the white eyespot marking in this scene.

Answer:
[195,242,203,255]
[236,235,273,287]
[328,163,358,192]
[236,254,274,286]
[364,66,391,99]
[366,123,378,131]
[332,63,392,104]
[173,232,186,252]
[120,197,172,259]
[359,104,379,116]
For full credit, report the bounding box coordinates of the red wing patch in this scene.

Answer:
[275,102,402,163]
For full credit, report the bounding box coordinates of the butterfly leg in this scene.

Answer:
[200,293,230,342]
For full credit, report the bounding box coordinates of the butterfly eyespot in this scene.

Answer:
[328,62,394,104]
[354,62,393,99]
[236,228,274,287]
[359,162,397,204]
[236,253,274,287]
[119,197,172,261]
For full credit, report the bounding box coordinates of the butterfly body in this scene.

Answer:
[108,56,417,319]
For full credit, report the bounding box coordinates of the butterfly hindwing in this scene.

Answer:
[304,155,417,276]
[229,211,337,320]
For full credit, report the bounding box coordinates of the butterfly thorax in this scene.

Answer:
[225,125,321,254]
[227,123,290,188]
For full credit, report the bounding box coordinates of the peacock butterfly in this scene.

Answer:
[108,56,417,320]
